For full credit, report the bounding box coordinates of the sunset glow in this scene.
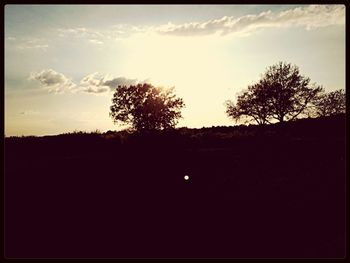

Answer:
[5,5,345,136]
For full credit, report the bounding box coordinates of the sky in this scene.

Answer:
[5,4,346,136]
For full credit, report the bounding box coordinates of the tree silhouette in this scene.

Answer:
[262,62,322,122]
[312,89,346,117]
[110,83,185,132]
[226,62,323,124]
[226,81,271,125]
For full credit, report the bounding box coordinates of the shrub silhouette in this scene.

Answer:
[110,83,185,132]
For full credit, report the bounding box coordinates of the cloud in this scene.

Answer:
[78,72,138,93]
[19,44,49,50]
[57,27,89,36]
[78,72,108,93]
[29,70,144,94]
[89,39,104,45]
[157,5,345,36]
[57,27,113,46]
[19,110,40,116]
[29,69,76,93]
[57,26,142,43]
[5,37,49,50]
[103,77,138,90]
[15,38,49,50]
[57,27,105,44]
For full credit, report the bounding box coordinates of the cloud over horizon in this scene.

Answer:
[29,69,76,93]
[30,70,140,94]
[156,5,345,36]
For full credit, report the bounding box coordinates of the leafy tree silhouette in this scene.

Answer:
[110,83,185,132]
[312,89,346,117]
[226,81,271,125]
[226,62,323,124]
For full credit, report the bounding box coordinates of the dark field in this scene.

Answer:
[4,115,346,258]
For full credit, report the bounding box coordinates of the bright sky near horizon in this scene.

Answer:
[5,4,345,136]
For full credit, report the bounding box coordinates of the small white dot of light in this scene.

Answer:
[184,175,189,180]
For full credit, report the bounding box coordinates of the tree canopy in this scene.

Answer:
[226,62,323,124]
[226,81,271,125]
[110,83,185,132]
[312,89,346,117]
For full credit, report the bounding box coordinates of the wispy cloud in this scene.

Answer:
[88,39,104,45]
[57,27,105,44]
[57,27,111,45]
[57,25,135,43]
[68,5,344,41]
[15,38,49,50]
[156,5,345,36]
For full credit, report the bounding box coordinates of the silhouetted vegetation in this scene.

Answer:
[226,81,271,124]
[5,114,345,258]
[312,89,346,117]
[110,83,185,132]
[226,62,323,124]
[5,62,346,258]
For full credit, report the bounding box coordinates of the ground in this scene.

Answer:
[4,114,346,258]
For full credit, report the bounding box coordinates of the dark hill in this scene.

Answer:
[4,114,346,258]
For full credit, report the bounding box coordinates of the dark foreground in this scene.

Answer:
[4,115,346,258]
